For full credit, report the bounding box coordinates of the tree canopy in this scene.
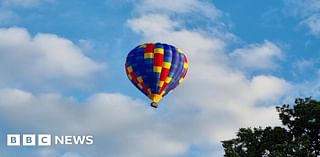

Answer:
[222,97,320,157]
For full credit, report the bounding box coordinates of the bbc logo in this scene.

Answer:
[7,134,51,146]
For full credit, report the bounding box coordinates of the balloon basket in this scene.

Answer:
[150,102,158,108]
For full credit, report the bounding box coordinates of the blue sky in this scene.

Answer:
[0,0,320,157]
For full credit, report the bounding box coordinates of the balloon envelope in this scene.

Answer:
[125,43,188,103]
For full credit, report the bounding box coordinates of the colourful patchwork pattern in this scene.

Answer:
[125,43,188,103]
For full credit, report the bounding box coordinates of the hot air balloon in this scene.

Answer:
[125,42,188,108]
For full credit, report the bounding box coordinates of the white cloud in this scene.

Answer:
[285,75,320,102]
[37,149,60,157]
[250,76,289,101]
[292,58,318,79]
[295,59,315,71]
[36,149,83,157]
[284,0,320,17]
[61,152,83,157]
[130,0,234,42]
[77,39,94,53]
[0,10,18,25]
[128,14,179,38]
[0,27,104,89]
[230,40,283,70]
[0,88,187,157]
[284,0,320,36]
[135,0,221,19]
[301,14,320,36]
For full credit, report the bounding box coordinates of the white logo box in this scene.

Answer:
[7,134,51,146]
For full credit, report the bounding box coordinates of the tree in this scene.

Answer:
[222,98,320,157]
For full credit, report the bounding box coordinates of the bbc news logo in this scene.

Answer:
[7,134,94,146]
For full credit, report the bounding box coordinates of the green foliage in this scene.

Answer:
[222,98,320,157]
